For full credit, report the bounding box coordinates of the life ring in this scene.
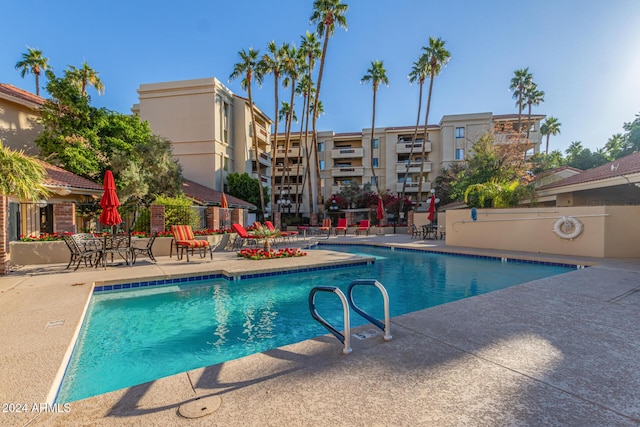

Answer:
[553,216,584,240]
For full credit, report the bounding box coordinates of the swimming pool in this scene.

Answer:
[55,245,575,403]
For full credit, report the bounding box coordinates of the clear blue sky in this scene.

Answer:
[3,0,639,154]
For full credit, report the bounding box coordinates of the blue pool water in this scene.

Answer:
[56,245,575,403]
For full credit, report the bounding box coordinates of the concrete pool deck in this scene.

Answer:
[1,234,639,426]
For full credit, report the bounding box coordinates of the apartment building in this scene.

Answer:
[132,78,272,196]
[275,112,544,215]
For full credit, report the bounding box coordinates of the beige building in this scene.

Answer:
[133,78,272,198]
[274,112,544,216]
[0,83,44,155]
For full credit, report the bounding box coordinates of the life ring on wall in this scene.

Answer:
[553,216,584,240]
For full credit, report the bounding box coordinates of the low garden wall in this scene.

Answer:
[9,234,235,266]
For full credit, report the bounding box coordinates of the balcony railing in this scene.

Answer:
[250,148,272,167]
[332,166,365,177]
[395,161,431,174]
[395,182,431,193]
[331,147,364,158]
[396,141,431,154]
[276,146,302,158]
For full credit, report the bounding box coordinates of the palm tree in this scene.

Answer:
[229,48,266,217]
[310,0,348,215]
[540,116,561,154]
[260,41,288,214]
[15,47,50,96]
[509,67,533,133]
[416,37,451,206]
[361,60,389,195]
[65,61,105,96]
[525,83,544,139]
[0,141,49,201]
[400,57,429,213]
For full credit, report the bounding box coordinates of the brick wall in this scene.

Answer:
[150,205,165,234]
[54,202,76,233]
[0,196,8,275]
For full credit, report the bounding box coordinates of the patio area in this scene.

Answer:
[1,234,639,426]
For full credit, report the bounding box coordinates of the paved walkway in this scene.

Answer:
[1,235,639,426]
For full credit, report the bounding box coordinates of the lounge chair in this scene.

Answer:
[231,223,260,250]
[130,232,158,264]
[335,218,348,236]
[170,225,211,262]
[319,218,331,233]
[355,220,370,236]
[265,220,298,243]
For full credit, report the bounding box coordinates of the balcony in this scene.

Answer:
[275,165,304,176]
[395,161,431,174]
[396,140,431,154]
[331,147,364,159]
[276,146,302,158]
[276,184,303,194]
[332,166,365,177]
[250,148,271,167]
[395,181,431,193]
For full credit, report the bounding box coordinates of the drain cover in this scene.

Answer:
[45,320,65,329]
[178,396,221,419]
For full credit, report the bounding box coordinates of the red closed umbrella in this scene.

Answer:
[221,193,229,209]
[99,170,122,227]
[427,194,436,222]
[376,197,385,221]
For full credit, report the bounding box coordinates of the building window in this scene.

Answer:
[455,127,465,138]
[529,123,536,132]
[318,142,324,152]
[455,148,465,160]
[372,138,379,149]
[371,176,378,186]
[223,103,230,143]
[223,157,229,171]
[319,160,325,170]
[372,157,379,167]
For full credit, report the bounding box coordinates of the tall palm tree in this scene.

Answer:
[65,61,105,96]
[361,60,389,195]
[260,41,288,213]
[400,57,429,213]
[540,116,561,155]
[15,47,50,96]
[525,83,544,139]
[281,45,304,208]
[0,141,49,201]
[310,0,348,215]
[509,67,533,133]
[416,37,451,206]
[229,48,266,217]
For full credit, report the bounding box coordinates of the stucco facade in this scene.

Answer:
[0,83,44,155]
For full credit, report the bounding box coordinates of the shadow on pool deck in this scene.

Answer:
[1,235,639,426]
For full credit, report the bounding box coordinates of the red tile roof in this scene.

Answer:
[182,179,256,209]
[36,160,103,191]
[0,83,45,106]
[538,152,640,190]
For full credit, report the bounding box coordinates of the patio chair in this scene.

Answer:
[231,223,260,250]
[335,218,348,236]
[130,232,158,264]
[355,220,370,236]
[409,224,421,239]
[170,225,211,262]
[64,234,102,271]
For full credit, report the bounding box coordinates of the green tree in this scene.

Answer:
[525,83,544,139]
[154,194,199,229]
[464,179,533,208]
[0,141,49,201]
[229,48,266,217]
[565,142,608,170]
[361,59,389,195]
[509,67,533,133]
[15,47,49,96]
[604,133,626,160]
[227,172,269,216]
[540,116,561,154]
[65,61,105,96]
[620,113,640,156]
[528,150,566,174]
[279,43,301,203]
[416,37,451,205]
[310,0,349,214]
[260,41,288,213]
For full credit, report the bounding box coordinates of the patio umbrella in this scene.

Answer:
[99,170,122,228]
[427,194,436,222]
[220,192,230,228]
[376,197,385,221]
[221,193,229,209]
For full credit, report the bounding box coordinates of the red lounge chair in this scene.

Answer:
[335,218,348,236]
[231,223,260,249]
[319,218,331,232]
[265,220,298,241]
[356,220,370,236]
[170,225,211,261]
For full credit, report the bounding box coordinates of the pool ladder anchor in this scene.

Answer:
[308,279,392,354]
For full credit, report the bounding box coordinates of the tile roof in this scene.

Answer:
[182,179,256,209]
[36,160,103,191]
[538,152,640,190]
[0,83,45,106]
